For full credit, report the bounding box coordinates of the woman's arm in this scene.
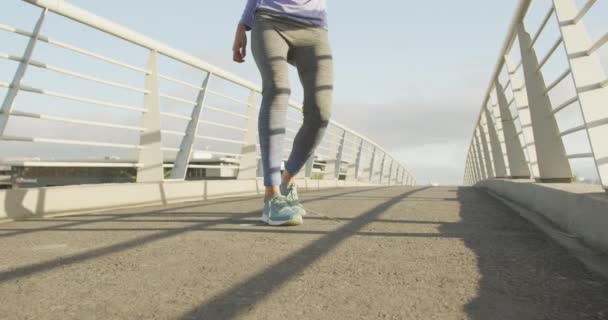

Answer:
[233,0,258,63]
[232,23,248,63]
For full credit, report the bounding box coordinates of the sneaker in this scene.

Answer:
[280,182,306,216]
[261,195,303,226]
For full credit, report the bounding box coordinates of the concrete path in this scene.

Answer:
[0,186,607,319]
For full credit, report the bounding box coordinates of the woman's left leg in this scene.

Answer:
[284,28,334,178]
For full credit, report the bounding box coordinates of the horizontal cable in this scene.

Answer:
[536,37,563,72]
[159,112,191,121]
[506,97,515,108]
[9,110,145,132]
[544,69,571,95]
[0,24,150,74]
[587,32,608,55]
[162,147,181,152]
[0,52,148,94]
[195,135,244,145]
[3,82,146,113]
[159,93,196,106]
[199,120,247,132]
[204,105,249,119]
[158,74,205,91]
[163,164,240,169]
[530,6,556,50]
[511,84,526,92]
[568,153,593,159]
[568,0,597,25]
[0,135,140,149]
[195,150,242,158]
[508,60,522,74]
[207,89,250,106]
[0,161,141,168]
[560,124,586,137]
[551,96,578,115]
[503,79,512,92]
[161,130,185,137]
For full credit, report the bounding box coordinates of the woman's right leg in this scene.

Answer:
[251,19,291,198]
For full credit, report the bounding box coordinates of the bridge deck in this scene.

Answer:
[1,186,607,319]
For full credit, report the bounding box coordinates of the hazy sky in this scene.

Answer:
[1,1,606,185]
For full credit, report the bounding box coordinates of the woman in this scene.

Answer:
[233,0,332,226]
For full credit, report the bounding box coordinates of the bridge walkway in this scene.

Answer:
[1,186,607,319]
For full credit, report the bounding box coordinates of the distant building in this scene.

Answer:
[0,152,241,189]
[0,153,342,189]
[0,164,11,189]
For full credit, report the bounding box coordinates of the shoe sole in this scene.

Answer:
[261,215,303,226]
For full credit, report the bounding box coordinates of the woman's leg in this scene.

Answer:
[284,29,334,179]
[251,19,292,199]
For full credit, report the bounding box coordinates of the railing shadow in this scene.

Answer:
[0,186,394,283]
[452,187,608,319]
[178,186,431,319]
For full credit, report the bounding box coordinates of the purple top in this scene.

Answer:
[240,0,327,30]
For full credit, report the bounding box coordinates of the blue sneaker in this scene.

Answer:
[280,182,306,216]
[261,195,303,226]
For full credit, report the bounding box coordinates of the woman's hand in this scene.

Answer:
[233,24,248,63]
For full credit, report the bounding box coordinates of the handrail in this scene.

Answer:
[464,0,607,190]
[23,0,414,181]
[0,0,416,186]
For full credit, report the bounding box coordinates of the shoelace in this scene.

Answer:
[285,184,299,203]
[269,196,289,218]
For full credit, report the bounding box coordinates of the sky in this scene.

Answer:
[1,0,606,185]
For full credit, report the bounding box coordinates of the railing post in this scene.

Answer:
[368,146,377,182]
[237,90,259,180]
[400,169,406,186]
[471,146,482,184]
[465,154,473,185]
[137,50,164,183]
[506,56,538,178]
[304,154,314,179]
[517,23,572,182]
[323,130,339,180]
[478,124,495,178]
[387,158,394,186]
[495,81,530,179]
[473,133,488,180]
[394,166,400,186]
[484,107,507,178]
[353,139,364,181]
[0,9,47,136]
[332,130,346,180]
[378,152,386,185]
[170,73,212,180]
[553,0,608,189]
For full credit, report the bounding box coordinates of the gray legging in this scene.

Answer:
[251,12,334,187]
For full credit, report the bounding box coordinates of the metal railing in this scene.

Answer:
[464,0,607,191]
[0,0,416,188]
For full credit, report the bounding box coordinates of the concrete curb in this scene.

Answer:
[0,179,388,221]
[476,179,608,256]
[480,186,608,280]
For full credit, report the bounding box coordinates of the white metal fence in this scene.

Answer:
[0,0,415,188]
[464,0,607,191]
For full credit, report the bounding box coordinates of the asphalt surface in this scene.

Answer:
[1,186,607,320]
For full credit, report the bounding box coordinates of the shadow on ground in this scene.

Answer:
[453,187,608,320]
